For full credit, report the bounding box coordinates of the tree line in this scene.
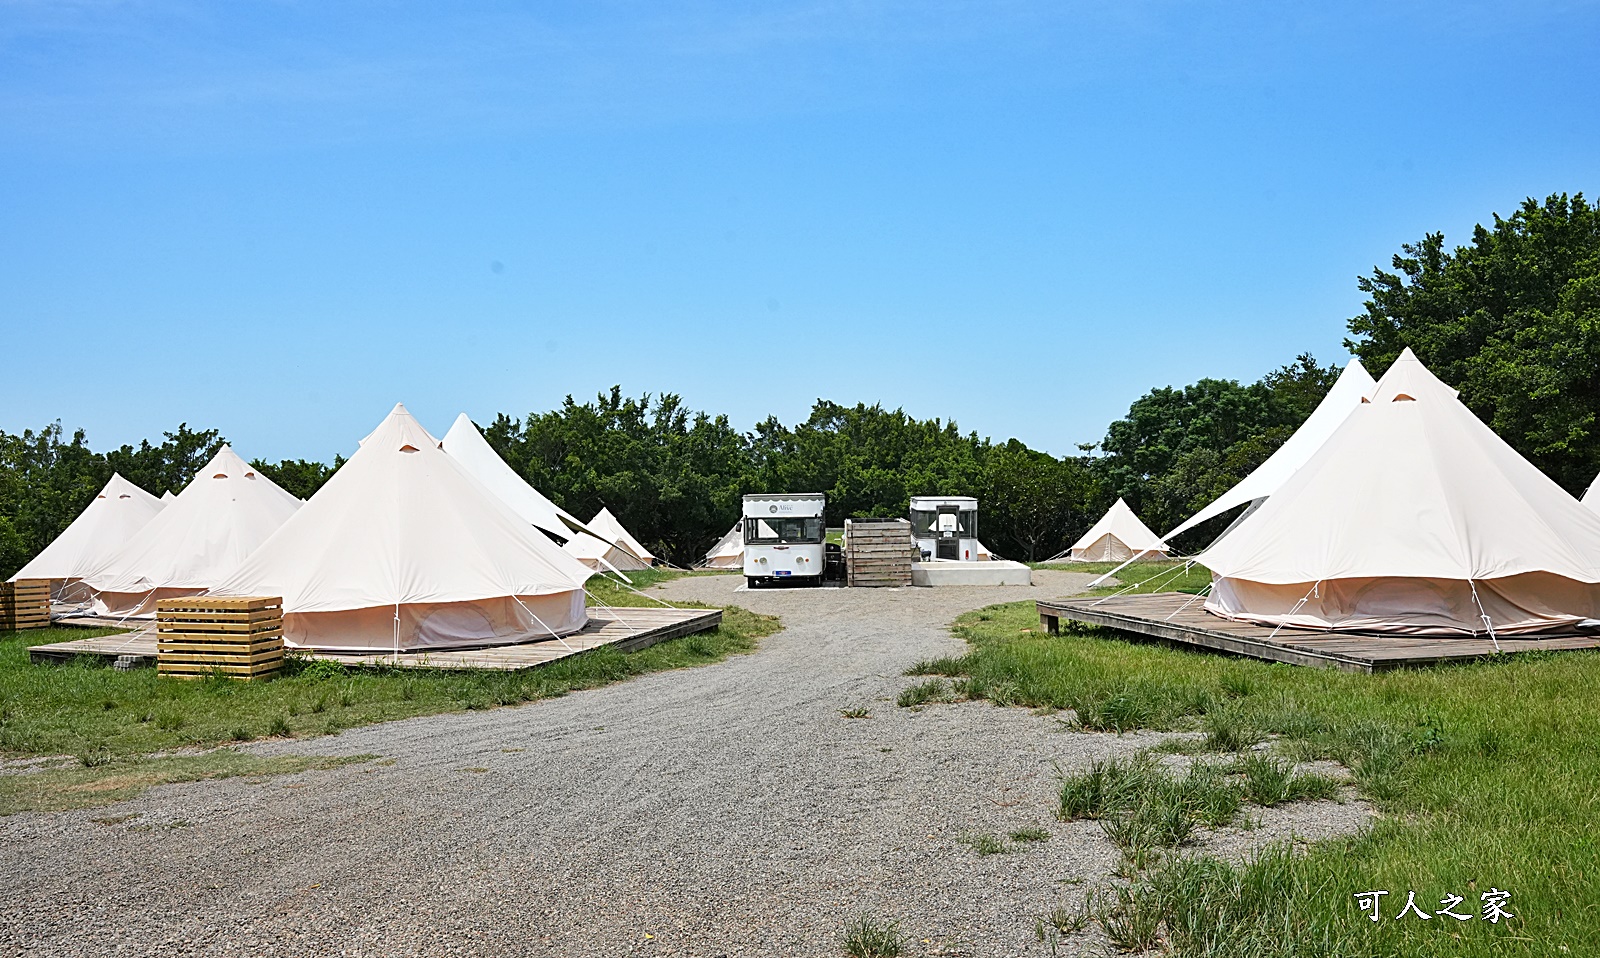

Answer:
[3,191,1596,575]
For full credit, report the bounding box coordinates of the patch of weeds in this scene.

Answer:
[89,813,141,825]
[1060,755,1241,868]
[155,711,186,731]
[1092,883,1164,953]
[77,748,113,769]
[1151,736,1206,755]
[897,678,956,708]
[309,694,329,714]
[1009,826,1050,843]
[1202,707,1264,752]
[294,657,348,681]
[840,913,906,958]
[1035,902,1091,956]
[267,714,291,738]
[461,767,489,774]
[840,707,871,719]
[958,832,1009,855]
[0,752,376,815]
[230,726,254,742]
[905,656,967,677]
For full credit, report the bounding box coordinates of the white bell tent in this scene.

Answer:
[1165,357,1377,542]
[1069,499,1169,561]
[588,507,655,564]
[563,531,652,573]
[83,447,300,617]
[211,404,596,652]
[8,473,165,597]
[702,522,744,569]
[1584,471,1599,511]
[439,413,596,542]
[1198,349,1600,636]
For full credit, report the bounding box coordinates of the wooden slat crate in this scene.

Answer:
[155,596,285,680]
[1,579,51,631]
[844,519,915,587]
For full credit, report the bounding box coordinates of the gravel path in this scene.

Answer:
[0,572,1366,957]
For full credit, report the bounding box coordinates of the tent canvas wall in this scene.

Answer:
[1069,499,1169,562]
[7,473,165,598]
[1199,349,1600,635]
[440,413,597,542]
[83,447,300,617]
[588,507,655,564]
[1585,471,1599,511]
[1165,358,1377,542]
[702,522,743,569]
[212,404,595,652]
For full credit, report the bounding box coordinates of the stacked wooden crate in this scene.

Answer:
[0,579,51,631]
[155,596,285,680]
[844,518,916,588]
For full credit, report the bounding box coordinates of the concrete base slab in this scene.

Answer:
[911,559,1033,587]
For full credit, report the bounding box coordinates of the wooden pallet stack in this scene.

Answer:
[155,596,285,680]
[1,579,51,631]
[844,518,916,587]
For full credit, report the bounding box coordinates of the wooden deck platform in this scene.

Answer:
[28,606,721,671]
[1038,592,1600,673]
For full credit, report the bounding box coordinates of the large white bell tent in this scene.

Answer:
[562,530,652,573]
[1198,349,1600,636]
[1069,498,1169,561]
[211,404,595,652]
[587,506,655,564]
[1584,472,1599,511]
[1165,357,1377,542]
[83,447,300,617]
[8,473,165,597]
[439,413,597,542]
[702,522,743,569]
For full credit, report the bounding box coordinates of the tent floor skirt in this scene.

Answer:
[31,606,720,671]
[1037,593,1600,673]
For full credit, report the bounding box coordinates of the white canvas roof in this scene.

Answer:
[1584,471,1600,511]
[1071,498,1168,555]
[588,506,654,562]
[8,473,164,585]
[1165,358,1377,540]
[160,490,176,502]
[212,404,596,651]
[1199,349,1600,634]
[703,521,743,568]
[440,413,594,541]
[83,447,300,612]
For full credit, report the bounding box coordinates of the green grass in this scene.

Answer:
[939,599,1600,955]
[0,569,779,761]
[0,750,375,814]
[1034,559,1214,596]
[839,913,905,958]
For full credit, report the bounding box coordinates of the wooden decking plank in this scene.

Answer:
[28,606,720,672]
[1040,593,1600,672]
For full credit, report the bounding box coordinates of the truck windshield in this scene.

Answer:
[745,516,824,543]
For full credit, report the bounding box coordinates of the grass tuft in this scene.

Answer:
[897,678,957,708]
[840,913,905,958]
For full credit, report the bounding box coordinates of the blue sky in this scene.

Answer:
[2,1,1596,464]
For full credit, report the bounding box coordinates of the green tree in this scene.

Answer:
[251,456,346,500]
[1346,191,1600,492]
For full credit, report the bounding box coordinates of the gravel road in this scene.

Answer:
[0,571,1366,957]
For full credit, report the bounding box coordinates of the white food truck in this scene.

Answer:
[742,492,827,587]
[909,495,984,561]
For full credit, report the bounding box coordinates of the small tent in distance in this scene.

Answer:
[587,507,655,565]
[563,531,651,573]
[7,473,165,599]
[701,522,743,569]
[1069,499,1169,562]
[212,404,596,652]
[82,447,300,617]
[1198,349,1600,635]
